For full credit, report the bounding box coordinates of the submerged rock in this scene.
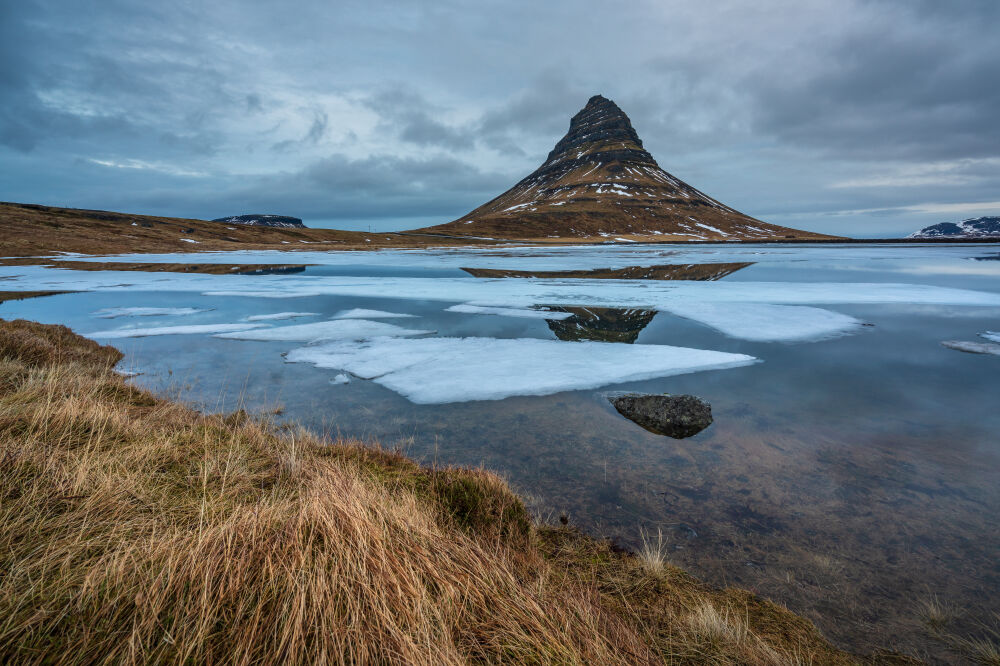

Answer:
[609,393,712,439]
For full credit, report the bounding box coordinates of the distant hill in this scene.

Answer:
[0,201,486,256]
[212,214,305,228]
[908,216,1000,239]
[415,95,838,241]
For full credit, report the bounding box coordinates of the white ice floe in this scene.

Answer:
[660,303,863,342]
[215,319,431,342]
[93,307,211,318]
[245,311,319,322]
[285,336,757,404]
[330,374,351,385]
[87,323,267,339]
[982,331,1000,343]
[942,340,1000,356]
[6,264,1000,312]
[445,304,574,320]
[332,308,416,319]
[34,243,1000,273]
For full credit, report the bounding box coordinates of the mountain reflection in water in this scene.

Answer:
[460,261,753,280]
[467,262,755,343]
[544,306,657,343]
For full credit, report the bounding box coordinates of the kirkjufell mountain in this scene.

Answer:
[418,95,836,241]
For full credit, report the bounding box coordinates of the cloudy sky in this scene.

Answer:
[2,0,998,237]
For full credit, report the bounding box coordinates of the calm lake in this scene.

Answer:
[3,242,999,657]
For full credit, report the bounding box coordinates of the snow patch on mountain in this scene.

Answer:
[909,217,1000,239]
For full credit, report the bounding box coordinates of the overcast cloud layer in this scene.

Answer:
[1,0,998,237]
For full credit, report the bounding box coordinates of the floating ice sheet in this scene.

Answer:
[5,265,1000,311]
[286,336,757,404]
[215,319,432,342]
[40,243,998,273]
[445,304,574,319]
[87,323,267,338]
[197,278,1000,310]
[245,311,319,321]
[660,303,863,342]
[333,308,416,319]
[982,331,1000,343]
[942,340,1000,356]
[93,307,211,318]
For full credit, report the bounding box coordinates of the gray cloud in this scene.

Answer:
[361,87,476,150]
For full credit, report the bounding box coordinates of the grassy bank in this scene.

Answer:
[0,318,866,664]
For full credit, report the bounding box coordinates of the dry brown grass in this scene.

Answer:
[939,614,1000,665]
[0,318,860,665]
[0,201,500,257]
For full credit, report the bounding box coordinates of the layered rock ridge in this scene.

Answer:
[417,95,835,241]
[212,214,305,228]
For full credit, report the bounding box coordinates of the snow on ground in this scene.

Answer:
[245,312,319,321]
[92,307,211,318]
[942,340,1000,356]
[445,304,574,320]
[286,336,757,404]
[86,323,267,339]
[333,308,417,319]
[694,222,728,236]
[661,303,863,342]
[214,319,432,342]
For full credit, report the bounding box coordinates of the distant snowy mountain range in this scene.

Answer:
[909,216,1000,239]
[212,214,305,228]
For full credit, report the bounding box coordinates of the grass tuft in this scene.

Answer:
[0,318,857,664]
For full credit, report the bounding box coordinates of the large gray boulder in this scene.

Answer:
[609,393,712,439]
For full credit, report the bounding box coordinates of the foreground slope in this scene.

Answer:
[417,96,839,241]
[0,318,861,664]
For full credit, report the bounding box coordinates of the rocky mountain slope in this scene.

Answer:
[0,202,498,256]
[909,216,1000,239]
[416,95,837,241]
[211,214,305,228]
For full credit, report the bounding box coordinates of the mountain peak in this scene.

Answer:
[545,95,649,167]
[415,96,837,241]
